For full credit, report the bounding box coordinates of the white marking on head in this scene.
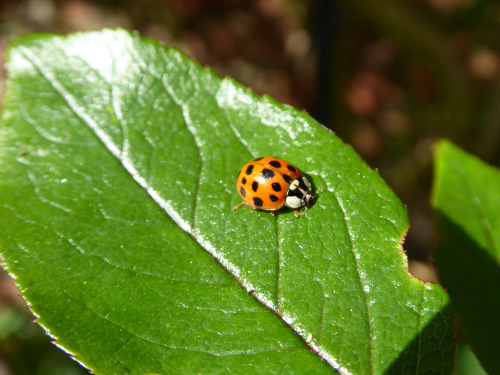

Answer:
[285,176,314,209]
[302,176,311,189]
[285,195,302,208]
[289,179,300,190]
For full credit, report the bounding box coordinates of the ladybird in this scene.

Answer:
[234,156,314,217]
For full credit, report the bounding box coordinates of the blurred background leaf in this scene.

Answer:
[433,141,500,374]
[0,0,498,373]
[453,340,488,375]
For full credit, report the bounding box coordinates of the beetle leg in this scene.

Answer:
[233,202,244,211]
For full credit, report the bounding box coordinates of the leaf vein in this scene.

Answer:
[330,189,374,373]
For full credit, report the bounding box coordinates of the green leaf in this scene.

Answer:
[433,140,500,374]
[453,340,488,375]
[0,29,454,374]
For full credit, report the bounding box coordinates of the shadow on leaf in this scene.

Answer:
[433,211,500,375]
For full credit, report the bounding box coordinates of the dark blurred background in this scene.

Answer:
[0,0,496,373]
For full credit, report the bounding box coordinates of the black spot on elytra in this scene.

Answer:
[253,157,264,161]
[283,174,292,184]
[240,186,246,197]
[272,182,282,192]
[252,181,259,192]
[287,165,296,173]
[269,195,279,202]
[269,160,281,168]
[261,169,275,179]
[241,177,247,185]
[253,197,263,207]
[245,164,254,175]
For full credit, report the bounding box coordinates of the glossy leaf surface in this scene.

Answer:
[0,29,454,374]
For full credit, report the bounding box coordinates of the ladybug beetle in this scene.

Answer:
[233,156,314,217]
